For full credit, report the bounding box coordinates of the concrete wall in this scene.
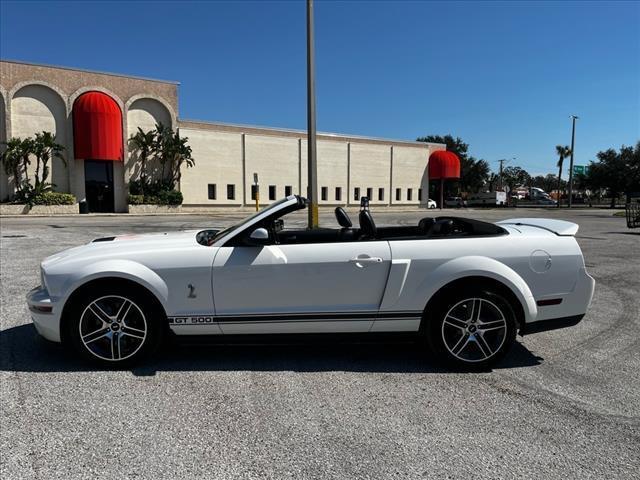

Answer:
[392,145,433,205]
[179,128,243,205]
[349,143,392,206]
[245,135,300,205]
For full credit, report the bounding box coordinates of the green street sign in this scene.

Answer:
[573,165,589,175]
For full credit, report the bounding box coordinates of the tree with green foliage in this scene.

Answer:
[416,134,490,193]
[1,132,66,203]
[585,142,640,207]
[128,127,156,195]
[501,165,531,192]
[555,145,572,207]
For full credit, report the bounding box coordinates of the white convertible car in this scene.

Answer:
[27,195,595,369]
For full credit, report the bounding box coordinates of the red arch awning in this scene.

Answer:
[429,150,460,179]
[73,92,123,161]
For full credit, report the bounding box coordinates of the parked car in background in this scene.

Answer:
[426,198,437,209]
[467,191,507,207]
[444,197,467,208]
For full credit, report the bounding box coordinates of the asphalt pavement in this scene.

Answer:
[1,207,638,479]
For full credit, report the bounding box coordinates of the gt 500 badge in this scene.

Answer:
[168,316,216,325]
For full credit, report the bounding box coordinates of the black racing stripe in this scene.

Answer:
[169,311,422,326]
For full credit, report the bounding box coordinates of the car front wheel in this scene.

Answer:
[63,285,164,367]
[426,289,517,370]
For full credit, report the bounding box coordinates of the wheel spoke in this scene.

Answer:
[477,319,506,331]
[121,327,144,339]
[111,332,120,360]
[451,333,470,355]
[82,327,110,344]
[474,299,482,322]
[89,303,112,324]
[475,333,493,358]
[444,315,467,330]
[116,299,133,323]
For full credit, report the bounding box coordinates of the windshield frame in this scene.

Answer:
[211,196,305,246]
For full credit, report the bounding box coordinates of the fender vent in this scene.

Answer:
[93,236,116,243]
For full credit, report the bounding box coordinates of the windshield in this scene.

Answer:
[211,197,295,243]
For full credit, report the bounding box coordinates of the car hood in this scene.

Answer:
[42,230,201,269]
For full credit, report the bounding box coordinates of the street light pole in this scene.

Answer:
[306,0,319,229]
[567,115,578,208]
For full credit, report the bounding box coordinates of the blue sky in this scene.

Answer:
[1,0,638,175]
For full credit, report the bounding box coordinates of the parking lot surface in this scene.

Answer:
[1,208,639,479]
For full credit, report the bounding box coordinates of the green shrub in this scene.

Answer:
[31,192,76,205]
[158,189,183,205]
[128,194,145,205]
[128,190,182,206]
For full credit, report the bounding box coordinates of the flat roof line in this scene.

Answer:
[0,59,181,85]
[178,118,444,147]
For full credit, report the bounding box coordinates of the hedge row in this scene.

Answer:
[31,192,76,205]
[128,190,183,206]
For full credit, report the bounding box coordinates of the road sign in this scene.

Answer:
[573,165,589,175]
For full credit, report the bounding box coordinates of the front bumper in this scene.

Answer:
[26,286,62,342]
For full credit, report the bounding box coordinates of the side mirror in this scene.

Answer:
[248,227,270,245]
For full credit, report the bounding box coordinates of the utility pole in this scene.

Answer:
[306,0,319,229]
[497,159,507,191]
[567,115,578,208]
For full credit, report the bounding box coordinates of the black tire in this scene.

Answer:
[425,287,517,370]
[62,283,165,367]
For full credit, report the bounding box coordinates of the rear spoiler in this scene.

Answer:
[497,218,579,236]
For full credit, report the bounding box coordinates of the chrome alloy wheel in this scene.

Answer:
[441,297,507,363]
[79,295,147,362]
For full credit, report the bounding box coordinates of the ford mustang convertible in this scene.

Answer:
[27,195,595,369]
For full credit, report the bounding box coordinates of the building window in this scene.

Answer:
[269,185,276,201]
[396,188,401,201]
[366,188,373,200]
[251,185,258,200]
[207,184,216,200]
[335,187,342,201]
[285,185,292,196]
[227,184,235,200]
[354,187,360,201]
[378,188,384,201]
[321,186,328,201]
[407,188,413,201]
[418,188,423,201]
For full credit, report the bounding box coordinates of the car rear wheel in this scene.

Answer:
[63,284,164,367]
[426,288,517,370]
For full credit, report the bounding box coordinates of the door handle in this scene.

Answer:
[349,256,383,268]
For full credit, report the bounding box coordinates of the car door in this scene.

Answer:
[212,240,392,334]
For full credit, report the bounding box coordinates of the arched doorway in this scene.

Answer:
[73,91,123,212]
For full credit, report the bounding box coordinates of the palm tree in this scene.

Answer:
[169,130,194,187]
[556,145,572,207]
[1,137,33,199]
[128,127,156,195]
[32,131,66,193]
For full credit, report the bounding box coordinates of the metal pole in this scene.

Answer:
[568,115,578,208]
[306,0,319,229]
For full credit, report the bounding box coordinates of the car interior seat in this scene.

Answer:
[334,207,352,228]
[418,217,436,235]
[358,197,377,240]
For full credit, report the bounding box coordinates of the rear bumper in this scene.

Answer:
[26,286,62,343]
[521,314,585,335]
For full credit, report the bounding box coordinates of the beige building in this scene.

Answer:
[0,60,444,212]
